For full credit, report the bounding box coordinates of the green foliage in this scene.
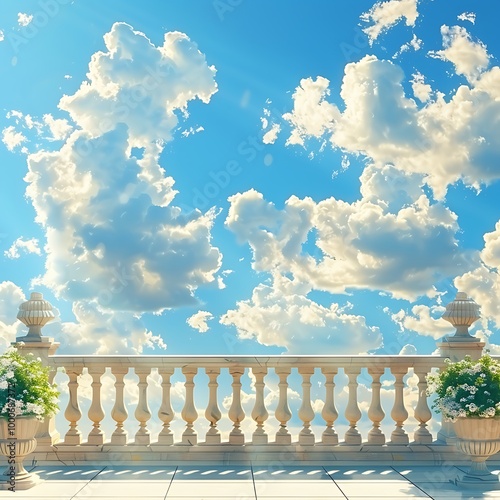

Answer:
[0,344,59,420]
[427,354,500,421]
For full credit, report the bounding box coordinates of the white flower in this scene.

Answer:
[0,380,7,390]
[5,371,14,379]
[468,403,478,413]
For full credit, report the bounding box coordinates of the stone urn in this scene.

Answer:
[0,416,41,490]
[453,417,500,488]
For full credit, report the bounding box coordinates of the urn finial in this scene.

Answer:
[16,292,55,341]
[441,291,480,339]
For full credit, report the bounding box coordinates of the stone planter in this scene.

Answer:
[453,416,500,488]
[0,416,41,491]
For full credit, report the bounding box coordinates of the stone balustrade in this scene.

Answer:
[8,290,490,463]
[46,354,443,451]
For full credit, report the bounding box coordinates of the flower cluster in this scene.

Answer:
[0,345,59,420]
[427,354,500,422]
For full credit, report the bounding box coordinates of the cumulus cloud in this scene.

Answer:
[276,48,500,199]
[0,30,4,42]
[2,22,222,353]
[23,22,221,315]
[282,76,339,147]
[226,165,475,301]
[187,310,213,333]
[59,23,217,147]
[221,273,382,354]
[0,282,25,349]
[4,237,41,259]
[390,304,450,340]
[429,25,489,83]
[2,126,26,151]
[361,0,419,44]
[455,221,500,329]
[410,71,432,102]
[399,344,417,355]
[54,300,166,354]
[17,13,33,27]
[43,114,72,141]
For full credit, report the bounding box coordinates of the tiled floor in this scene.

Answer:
[1,463,500,499]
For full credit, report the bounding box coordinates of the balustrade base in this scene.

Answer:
[22,442,477,467]
[0,473,41,490]
[453,473,500,489]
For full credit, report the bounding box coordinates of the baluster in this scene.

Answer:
[205,368,221,444]
[181,366,198,445]
[413,367,433,444]
[367,367,385,444]
[251,367,269,444]
[229,366,245,444]
[111,367,128,445]
[298,367,315,445]
[87,366,105,445]
[134,367,151,445]
[36,364,61,446]
[344,367,362,444]
[157,367,175,445]
[275,367,292,444]
[64,367,82,445]
[321,367,338,445]
[390,367,409,444]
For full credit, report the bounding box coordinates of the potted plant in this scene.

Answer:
[427,353,500,487]
[0,344,59,491]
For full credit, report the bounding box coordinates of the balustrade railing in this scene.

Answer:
[7,289,490,462]
[44,355,445,450]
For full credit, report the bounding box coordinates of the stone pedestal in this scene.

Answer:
[13,292,60,446]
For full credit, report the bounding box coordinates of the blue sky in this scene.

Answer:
[1,0,500,358]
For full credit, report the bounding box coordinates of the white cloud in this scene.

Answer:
[458,12,476,24]
[43,114,72,141]
[0,30,4,42]
[59,23,217,147]
[455,221,500,329]
[23,22,221,317]
[221,273,382,354]
[2,126,26,151]
[399,344,417,355]
[1,22,223,354]
[410,71,432,103]
[0,282,25,349]
[361,0,419,45]
[4,237,41,259]
[53,300,167,354]
[187,310,213,333]
[17,13,33,27]
[276,50,500,199]
[429,25,489,83]
[395,33,422,56]
[226,165,474,301]
[282,76,339,147]
[262,123,281,145]
[390,304,450,340]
